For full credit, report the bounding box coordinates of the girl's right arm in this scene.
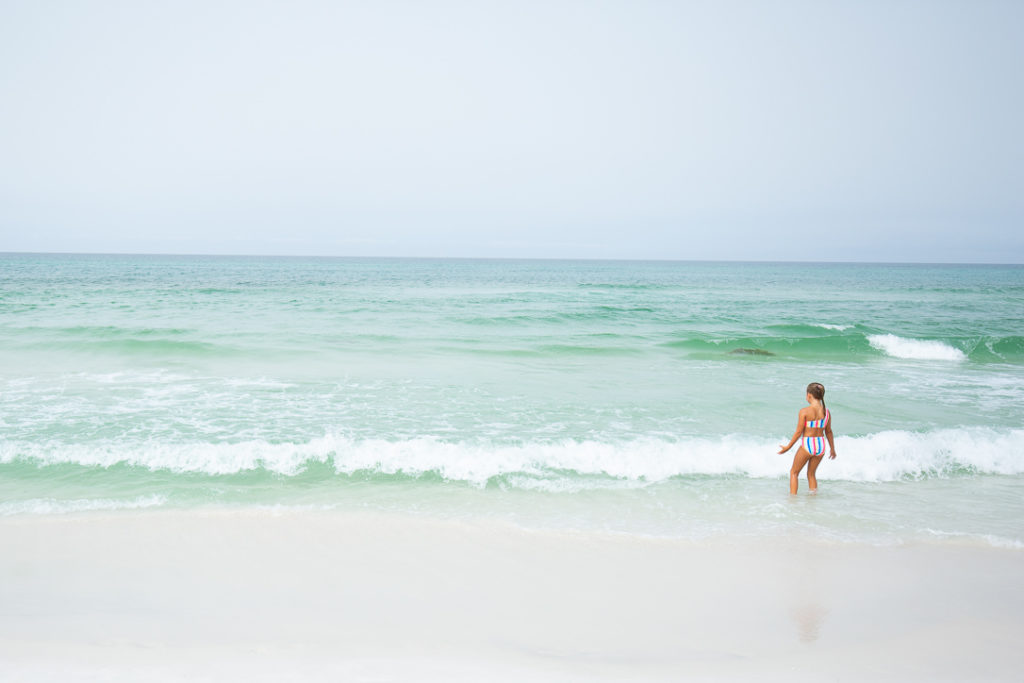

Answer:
[825,417,837,459]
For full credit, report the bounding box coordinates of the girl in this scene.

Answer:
[778,382,836,494]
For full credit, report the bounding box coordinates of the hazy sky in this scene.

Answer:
[1,0,1021,262]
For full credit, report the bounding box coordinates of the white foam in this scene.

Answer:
[815,323,851,331]
[0,494,167,516]
[3,428,1022,484]
[867,334,966,361]
[923,529,1024,549]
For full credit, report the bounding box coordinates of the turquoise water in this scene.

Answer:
[1,254,1022,544]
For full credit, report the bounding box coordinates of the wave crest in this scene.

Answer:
[2,429,1022,485]
[867,334,967,361]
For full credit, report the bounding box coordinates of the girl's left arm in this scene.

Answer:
[778,411,804,454]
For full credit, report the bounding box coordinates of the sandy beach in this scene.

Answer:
[1,509,1021,681]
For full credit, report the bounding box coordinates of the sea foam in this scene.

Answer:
[0,494,167,516]
[3,428,1022,485]
[867,334,966,361]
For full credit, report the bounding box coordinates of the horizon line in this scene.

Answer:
[0,250,1021,267]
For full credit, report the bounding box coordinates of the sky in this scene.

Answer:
[0,0,1021,262]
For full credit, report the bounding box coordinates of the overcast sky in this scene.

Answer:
[1,0,1021,262]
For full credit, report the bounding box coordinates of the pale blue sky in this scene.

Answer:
[1,0,1021,262]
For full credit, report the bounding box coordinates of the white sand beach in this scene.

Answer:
[1,509,1022,682]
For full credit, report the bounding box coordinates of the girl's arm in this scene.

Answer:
[778,411,804,453]
[825,418,837,459]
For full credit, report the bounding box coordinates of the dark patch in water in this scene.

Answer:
[728,348,775,356]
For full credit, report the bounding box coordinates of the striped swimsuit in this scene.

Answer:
[803,409,829,456]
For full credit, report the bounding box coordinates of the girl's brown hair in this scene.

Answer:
[807,382,826,415]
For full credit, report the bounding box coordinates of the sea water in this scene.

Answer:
[1,254,1022,546]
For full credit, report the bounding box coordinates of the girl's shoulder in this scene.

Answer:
[799,405,825,420]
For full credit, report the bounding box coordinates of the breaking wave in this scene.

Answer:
[2,428,1022,486]
[867,334,967,361]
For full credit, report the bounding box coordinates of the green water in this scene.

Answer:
[1,254,1022,544]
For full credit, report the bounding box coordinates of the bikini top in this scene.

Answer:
[805,409,829,429]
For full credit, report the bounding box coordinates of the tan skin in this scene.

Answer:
[778,393,837,494]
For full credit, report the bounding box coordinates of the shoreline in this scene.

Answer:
[2,508,1022,681]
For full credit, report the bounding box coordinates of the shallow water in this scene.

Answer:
[1,254,1022,544]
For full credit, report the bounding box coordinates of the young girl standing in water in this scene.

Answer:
[778,383,836,494]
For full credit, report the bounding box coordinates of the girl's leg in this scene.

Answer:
[807,455,823,492]
[790,448,810,494]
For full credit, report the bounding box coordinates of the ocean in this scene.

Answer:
[1,253,1022,546]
